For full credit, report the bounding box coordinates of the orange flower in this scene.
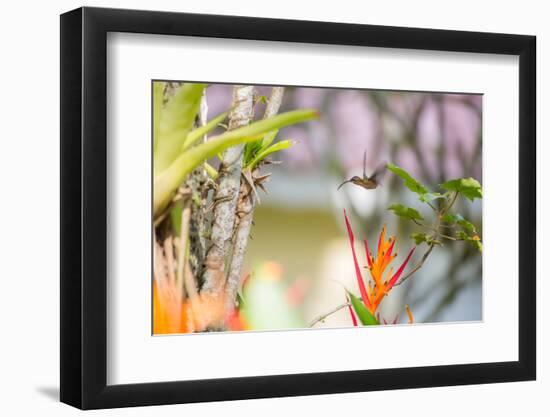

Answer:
[153,280,189,334]
[344,209,415,315]
[153,276,251,334]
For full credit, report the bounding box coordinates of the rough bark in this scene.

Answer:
[187,90,210,280]
[200,85,255,299]
[224,87,285,312]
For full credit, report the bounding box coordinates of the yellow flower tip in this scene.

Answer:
[472,235,480,241]
[405,305,414,324]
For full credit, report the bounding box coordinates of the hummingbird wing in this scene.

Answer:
[367,161,388,184]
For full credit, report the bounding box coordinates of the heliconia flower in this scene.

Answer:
[343,209,416,315]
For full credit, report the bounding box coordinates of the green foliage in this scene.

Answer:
[442,213,477,233]
[255,95,268,105]
[203,161,219,179]
[243,129,285,170]
[154,83,207,175]
[387,162,429,197]
[386,163,482,253]
[182,111,228,151]
[154,105,319,217]
[440,177,483,201]
[410,233,442,246]
[456,231,483,252]
[388,203,424,221]
[155,131,261,216]
[169,201,183,236]
[348,291,379,326]
[153,81,165,151]
[245,139,294,170]
[419,192,446,203]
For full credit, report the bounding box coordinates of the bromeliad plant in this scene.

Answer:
[153,82,318,333]
[153,83,317,218]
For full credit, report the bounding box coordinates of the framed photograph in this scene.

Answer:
[60,6,536,409]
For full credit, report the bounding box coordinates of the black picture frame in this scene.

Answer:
[60,6,536,410]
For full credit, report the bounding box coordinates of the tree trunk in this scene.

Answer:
[224,87,285,312]
[200,85,255,300]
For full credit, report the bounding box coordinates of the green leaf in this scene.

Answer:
[243,129,280,168]
[169,201,183,236]
[236,292,246,309]
[411,233,429,245]
[456,231,483,252]
[255,95,268,105]
[410,233,442,246]
[182,111,228,151]
[442,213,456,224]
[347,291,379,325]
[442,213,477,233]
[219,109,317,144]
[244,141,263,166]
[153,109,318,217]
[387,162,429,196]
[469,237,483,252]
[261,129,279,148]
[155,83,207,175]
[203,161,218,179]
[388,203,424,221]
[440,177,483,201]
[245,139,294,170]
[420,192,446,203]
[155,133,263,216]
[456,230,468,240]
[153,81,165,152]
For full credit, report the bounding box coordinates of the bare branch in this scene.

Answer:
[309,302,351,327]
[201,85,255,299]
[394,244,435,286]
[264,86,285,117]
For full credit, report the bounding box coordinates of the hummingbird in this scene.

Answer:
[337,151,387,191]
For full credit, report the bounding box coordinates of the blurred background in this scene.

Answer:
[205,83,482,328]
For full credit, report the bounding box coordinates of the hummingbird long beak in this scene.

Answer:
[337,179,353,191]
